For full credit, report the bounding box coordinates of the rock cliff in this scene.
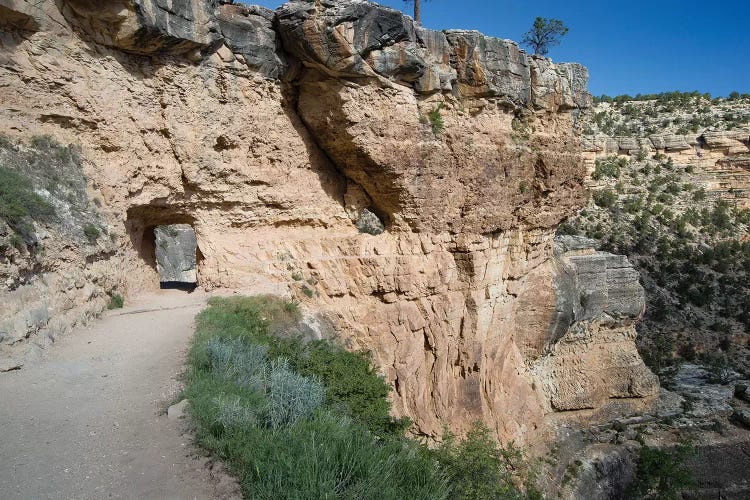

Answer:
[0,0,656,444]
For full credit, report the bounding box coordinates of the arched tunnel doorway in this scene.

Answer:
[126,205,204,290]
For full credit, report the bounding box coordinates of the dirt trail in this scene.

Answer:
[0,290,239,500]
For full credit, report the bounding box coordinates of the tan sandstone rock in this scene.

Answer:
[0,0,657,445]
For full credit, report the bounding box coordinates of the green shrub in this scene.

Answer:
[289,340,411,437]
[83,224,100,241]
[434,421,536,500]
[593,189,617,208]
[301,284,315,298]
[429,103,445,135]
[626,445,694,499]
[0,165,55,233]
[107,293,124,310]
[592,157,622,180]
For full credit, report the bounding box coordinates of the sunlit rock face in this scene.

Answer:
[0,0,656,444]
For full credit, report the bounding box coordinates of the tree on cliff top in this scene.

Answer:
[522,17,569,56]
[403,0,427,24]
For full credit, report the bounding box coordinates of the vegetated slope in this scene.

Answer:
[184,295,542,499]
[565,92,750,380]
[586,92,750,137]
[0,135,119,370]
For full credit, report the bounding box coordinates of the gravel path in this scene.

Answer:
[0,290,239,500]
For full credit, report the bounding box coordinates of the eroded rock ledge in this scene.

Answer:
[0,0,656,444]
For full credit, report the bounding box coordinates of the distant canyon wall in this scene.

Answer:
[584,124,750,208]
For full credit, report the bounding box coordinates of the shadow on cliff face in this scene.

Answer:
[278,83,350,217]
[125,205,201,288]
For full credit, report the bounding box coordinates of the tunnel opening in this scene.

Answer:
[126,205,201,290]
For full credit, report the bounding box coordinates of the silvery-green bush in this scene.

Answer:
[206,337,324,429]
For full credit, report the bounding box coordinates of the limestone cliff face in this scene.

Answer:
[0,0,656,444]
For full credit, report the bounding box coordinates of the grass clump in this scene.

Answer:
[83,223,100,241]
[185,295,539,499]
[107,293,124,310]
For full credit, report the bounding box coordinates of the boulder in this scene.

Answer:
[167,399,189,420]
[649,134,666,150]
[59,0,222,58]
[561,251,645,323]
[616,137,639,153]
[662,134,691,152]
[216,4,291,78]
[554,235,600,255]
[702,130,750,154]
[0,0,41,31]
[519,236,658,411]
[154,224,197,284]
[355,208,385,236]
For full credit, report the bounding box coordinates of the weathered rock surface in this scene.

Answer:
[58,0,222,58]
[277,0,589,234]
[519,236,658,413]
[216,3,290,78]
[154,224,198,283]
[0,0,655,445]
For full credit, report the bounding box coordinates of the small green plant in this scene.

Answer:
[107,293,124,310]
[593,188,617,208]
[301,285,314,298]
[519,181,529,194]
[428,103,445,135]
[83,224,100,241]
[9,233,25,250]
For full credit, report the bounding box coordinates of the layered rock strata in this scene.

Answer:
[583,122,750,208]
[0,0,657,443]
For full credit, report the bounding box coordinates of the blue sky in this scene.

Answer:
[243,0,749,97]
